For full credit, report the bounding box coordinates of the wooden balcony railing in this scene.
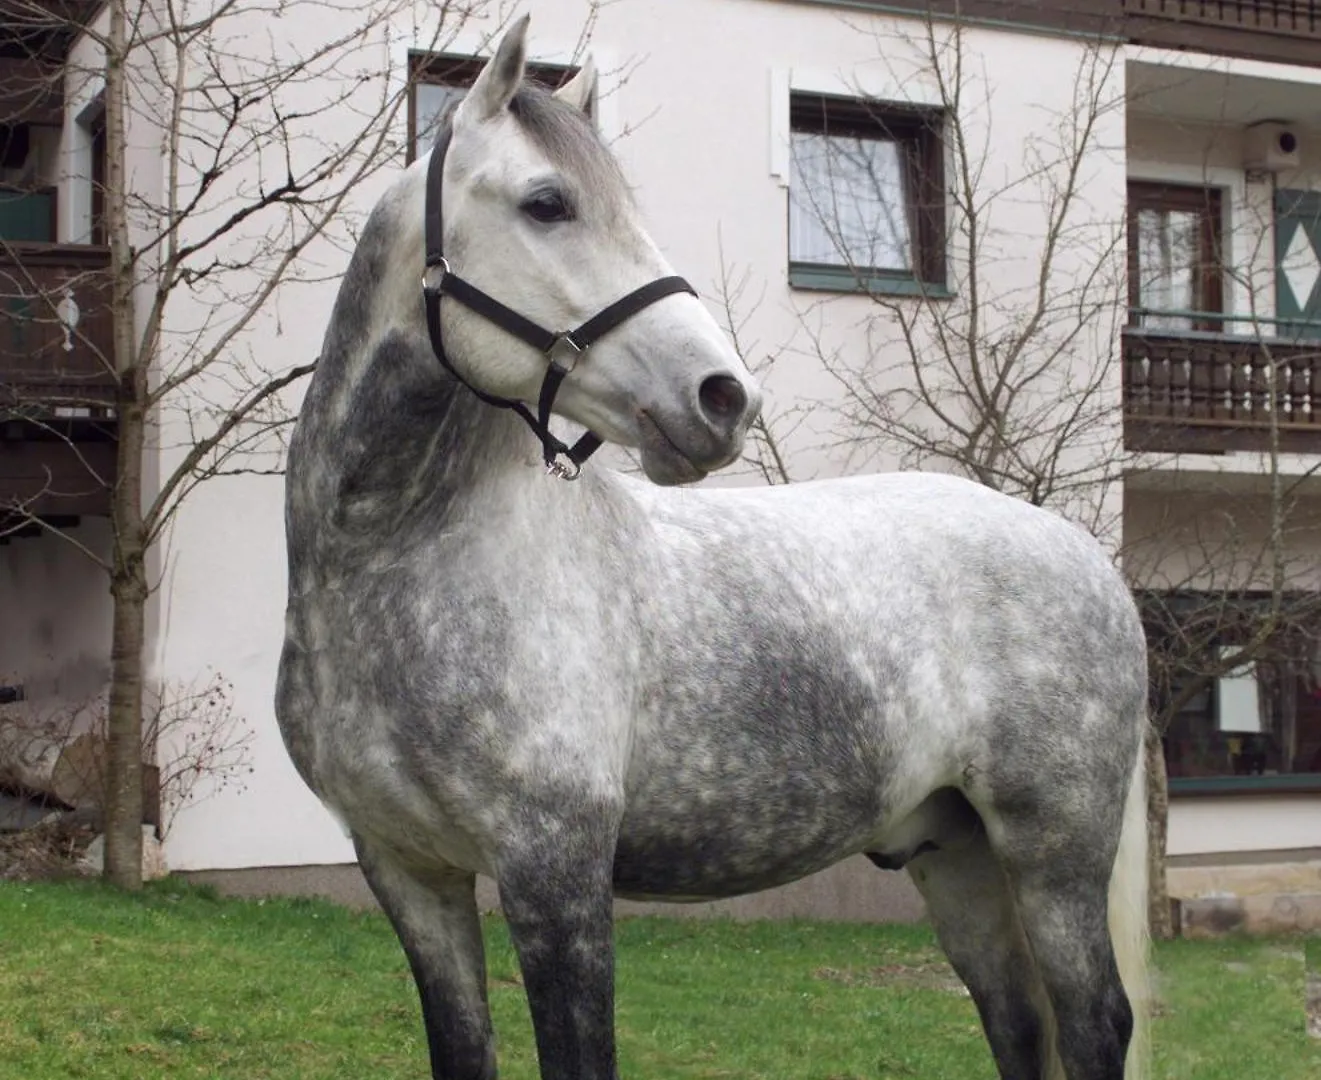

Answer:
[0,243,116,520]
[1122,0,1321,65]
[1124,326,1321,453]
[0,243,116,415]
[862,2,1321,67]
[1123,0,1320,36]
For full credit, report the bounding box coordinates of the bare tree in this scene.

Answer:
[0,0,559,887]
[0,666,253,842]
[797,20,1128,540]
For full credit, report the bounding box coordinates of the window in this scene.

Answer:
[0,122,57,243]
[787,93,945,295]
[408,54,587,163]
[1142,592,1321,793]
[1127,182,1224,333]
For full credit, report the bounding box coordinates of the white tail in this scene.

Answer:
[1109,736,1152,1079]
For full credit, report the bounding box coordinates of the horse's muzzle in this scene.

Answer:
[636,372,760,486]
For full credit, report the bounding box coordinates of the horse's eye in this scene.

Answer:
[521,189,573,224]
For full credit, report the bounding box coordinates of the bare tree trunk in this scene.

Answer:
[102,0,146,890]
[1144,722,1173,939]
[5,0,488,881]
[104,542,146,889]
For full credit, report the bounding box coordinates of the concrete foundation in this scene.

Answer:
[180,848,1321,935]
[181,854,928,923]
[1168,848,1321,936]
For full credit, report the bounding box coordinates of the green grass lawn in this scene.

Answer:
[0,878,1315,1079]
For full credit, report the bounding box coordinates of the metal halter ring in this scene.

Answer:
[421,258,451,292]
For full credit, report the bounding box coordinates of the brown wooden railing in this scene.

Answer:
[0,243,116,414]
[1124,328,1321,453]
[0,243,116,520]
[863,2,1321,67]
[1122,0,1321,63]
[1123,0,1321,36]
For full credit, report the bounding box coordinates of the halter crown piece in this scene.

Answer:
[421,123,697,480]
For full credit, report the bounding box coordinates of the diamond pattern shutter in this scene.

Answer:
[1275,189,1321,340]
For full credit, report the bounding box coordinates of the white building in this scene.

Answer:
[2,0,1319,926]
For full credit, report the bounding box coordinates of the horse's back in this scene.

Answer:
[624,470,1139,659]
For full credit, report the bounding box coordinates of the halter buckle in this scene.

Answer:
[545,456,582,482]
[548,332,584,373]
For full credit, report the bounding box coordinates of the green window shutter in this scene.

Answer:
[1275,189,1321,340]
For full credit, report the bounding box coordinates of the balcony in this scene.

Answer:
[1123,0,1321,67]
[1124,324,1321,454]
[861,2,1321,68]
[0,243,116,522]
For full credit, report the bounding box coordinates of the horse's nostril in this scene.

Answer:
[699,375,748,426]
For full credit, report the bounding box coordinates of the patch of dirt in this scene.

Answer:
[814,962,969,996]
[0,815,98,882]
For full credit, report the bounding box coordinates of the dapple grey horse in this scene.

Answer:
[277,16,1149,1080]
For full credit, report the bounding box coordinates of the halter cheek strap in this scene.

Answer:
[422,123,697,480]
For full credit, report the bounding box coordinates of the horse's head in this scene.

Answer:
[433,16,761,485]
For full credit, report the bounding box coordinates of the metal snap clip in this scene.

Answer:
[545,457,582,481]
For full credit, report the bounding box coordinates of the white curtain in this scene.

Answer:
[1137,208,1199,331]
[789,131,911,272]
[414,84,465,159]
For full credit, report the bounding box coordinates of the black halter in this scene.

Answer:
[421,124,697,480]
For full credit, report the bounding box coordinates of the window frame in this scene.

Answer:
[406,52,586,165]
[1140,589,1321,797]
[1126,181,1226,333]
[786,92,947,297]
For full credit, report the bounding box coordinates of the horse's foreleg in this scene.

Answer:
[906,833,1054,1080]
[496,812,619,1080]
[355,837,496,1080]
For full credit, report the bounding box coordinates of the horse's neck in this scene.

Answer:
[299,336,524,512]
[288,178,533,558]
[288,334,600,580]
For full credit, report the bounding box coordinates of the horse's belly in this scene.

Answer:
[610,826,866,901]
[611,776,882,901]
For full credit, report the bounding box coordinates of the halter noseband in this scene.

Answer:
[422,123,697,480]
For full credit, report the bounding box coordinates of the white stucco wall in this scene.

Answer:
[110,0,1321,875]
[0,521,113,706]
[149,0,1134,871]
[1168,796,1321,856]
[1124,488,1321,593]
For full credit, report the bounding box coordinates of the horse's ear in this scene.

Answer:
[457,14,530,125]
[554,57,596,114]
